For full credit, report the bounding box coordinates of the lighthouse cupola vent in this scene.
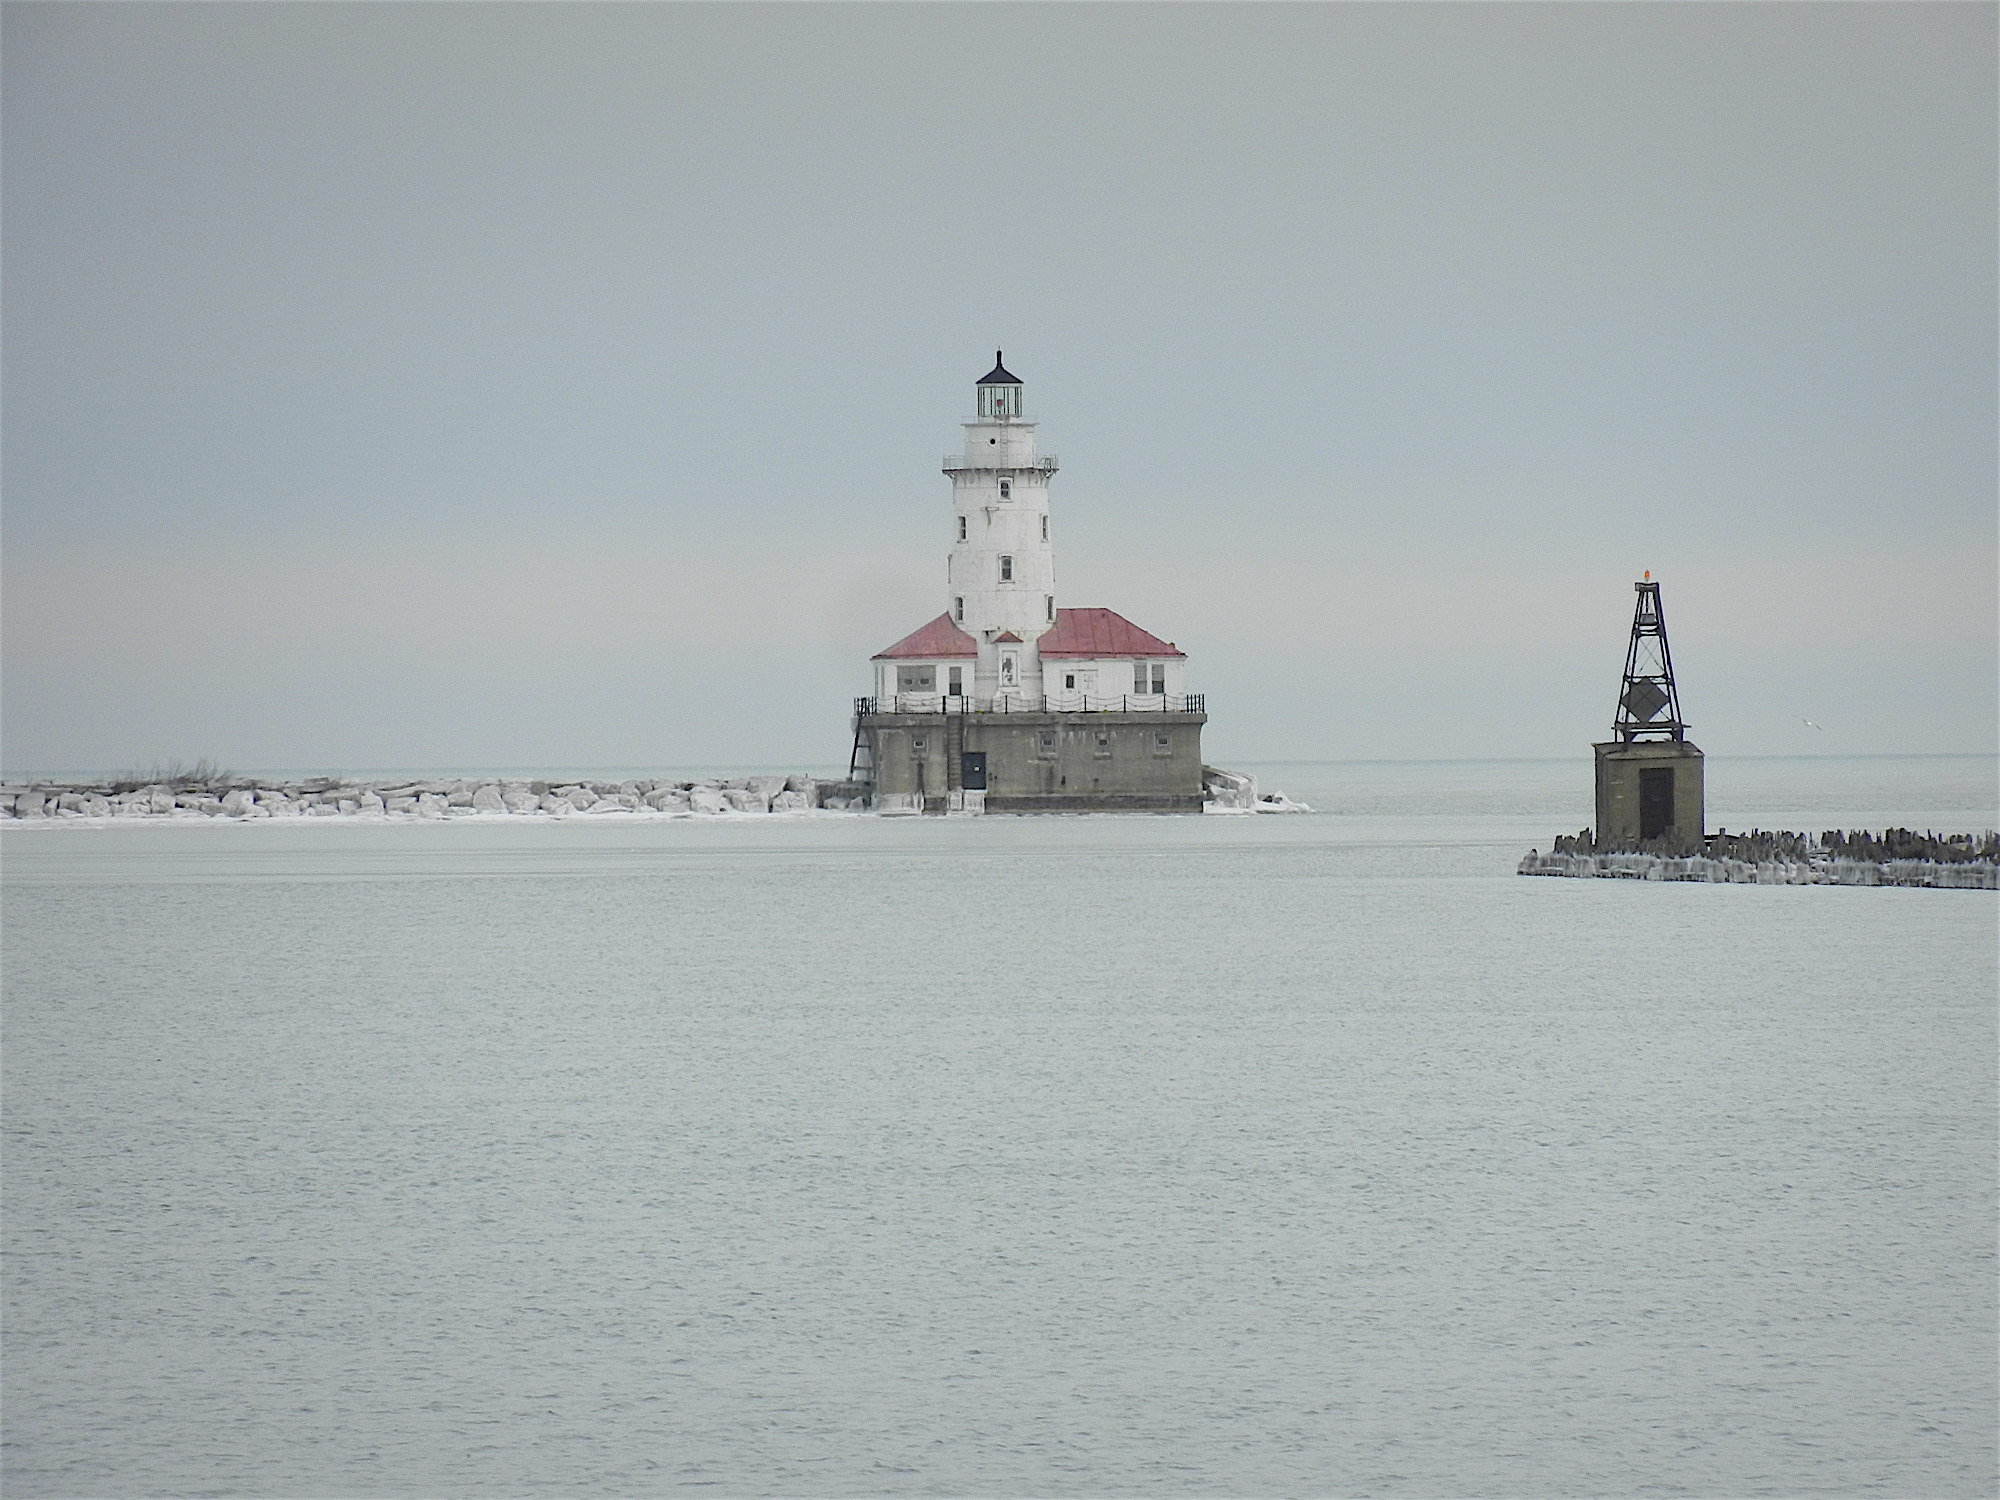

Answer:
[977,351,1023,419]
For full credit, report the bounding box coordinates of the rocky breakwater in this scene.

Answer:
[4,773,868,822]
[1519,827,1998,889]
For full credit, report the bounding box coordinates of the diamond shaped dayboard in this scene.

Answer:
[1621,679,1670,722]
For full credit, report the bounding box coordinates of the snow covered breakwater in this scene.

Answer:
[3,765,1299,821]
[1520,828,1998,889]
[4,773,860,822]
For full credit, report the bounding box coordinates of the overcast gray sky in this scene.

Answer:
[4,2,1993,774]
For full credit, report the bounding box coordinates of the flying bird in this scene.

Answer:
[1801,717,1824,731]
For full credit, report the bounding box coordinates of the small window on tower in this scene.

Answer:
[1045,595,1054,622]
[954,596,964,621]
[1041,515,1048,541]
[958,516,967,541]
[998,479,1011,501]
[999,555,1013,582]
[1064,674,1076,690]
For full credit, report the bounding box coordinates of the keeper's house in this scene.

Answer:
[850,355,1206,814]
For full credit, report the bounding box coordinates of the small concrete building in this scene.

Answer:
[1594,740,1706,846]
[853,355,1206,813]
[1593,579,1704,846]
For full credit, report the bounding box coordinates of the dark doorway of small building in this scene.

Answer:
[1639,767,1674,840]
[960,752,987,791]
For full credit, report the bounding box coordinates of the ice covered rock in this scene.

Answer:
[689,787,728,815]
[1202,766,1259,812]
[722,788,767,813]
[415,792,449,818]
[1255,792,1312,813]
[471,784,505,813]
[221,788,257,816]
[770,790,812,813]
[746,775,787,808]
[503,789,541,814]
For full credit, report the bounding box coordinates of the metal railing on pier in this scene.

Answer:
[855,692,1204,716]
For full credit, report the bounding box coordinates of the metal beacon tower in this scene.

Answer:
[1593,577,1705,847]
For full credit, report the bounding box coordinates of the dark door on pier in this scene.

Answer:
[960,752,987,791]
[1639,767,1674,839]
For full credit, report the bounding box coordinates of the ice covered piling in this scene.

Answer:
[1519,828,1998,889]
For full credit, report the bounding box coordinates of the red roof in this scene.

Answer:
[994,631,1022,643]
[872,612,978,660]
[1036,607,1184,659]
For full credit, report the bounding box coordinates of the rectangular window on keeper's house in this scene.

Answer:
[999,556,1013,582]
[1134,664,1147,694]
[948,666,962,697]
[1064,674,1076,690]
[1151,666,1166,694]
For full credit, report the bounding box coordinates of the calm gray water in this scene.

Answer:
[5,758,1995,1498]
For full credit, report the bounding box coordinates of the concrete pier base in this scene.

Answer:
[858,708,1206,814]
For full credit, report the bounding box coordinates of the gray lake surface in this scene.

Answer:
[5,757,1995,1497]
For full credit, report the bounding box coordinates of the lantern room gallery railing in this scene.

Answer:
[856,692,1205,717]
[941,455,1060,473]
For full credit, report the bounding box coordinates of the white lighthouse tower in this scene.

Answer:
[946,353,1058,702]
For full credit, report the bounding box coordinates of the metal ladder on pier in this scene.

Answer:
[944,710,964,802]
[848,697,875,785]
